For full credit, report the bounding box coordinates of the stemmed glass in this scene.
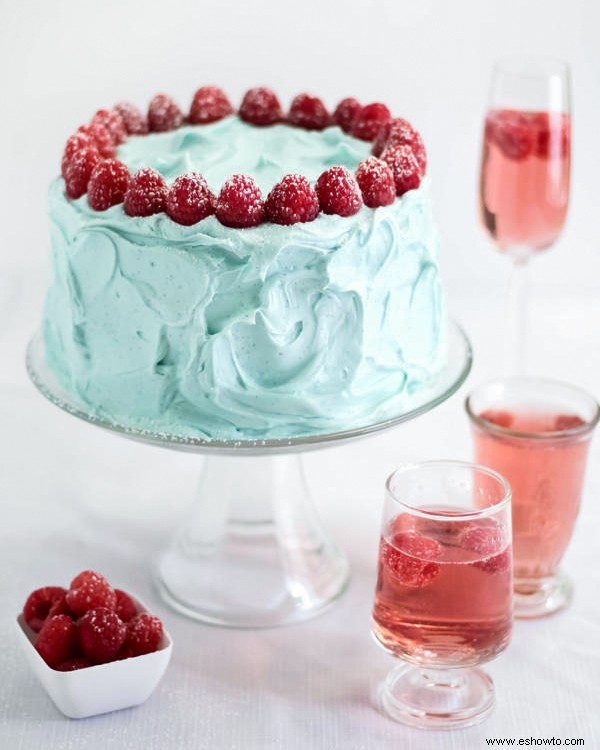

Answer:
[478,57,571,373]
[371,461,513,729]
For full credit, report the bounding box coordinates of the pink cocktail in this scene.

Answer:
[371,462,512,730]
[480,108,570,252]
[466,379,599,618]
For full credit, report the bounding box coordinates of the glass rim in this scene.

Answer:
[465,377,600,441]
[384,460,512,522]
[493,55,570,79]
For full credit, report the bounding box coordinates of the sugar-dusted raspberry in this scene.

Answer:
[333,97,361,134]
[381,144,422,195]
[382,531,441,588]
[189,85,233,124]
[409,133,426,174]
[23,586,67,633]
[239,87,282,126]
[355,157,396,208]
[124,167,168,217]
[35,615,80,669]
[372,117,416,157]
[114,101,149,135]
[315,166,363,217]
[288,93,330,130]
[87,159,130,211]
[554,414,586,431]
[91,108,127,145]
[63,147,102,199]
[461,525,510,575]
[351,102,391,141]
[114,589,137,622]
[166,173,215,226]
[487,109,534,161]
[121,612,163,657]
[77,122,116,158]
[61,133,96,178]
[56,657,92,672]
[148,93,183,132]
[216,174,264,228]
[479,409,514,429]
[265,174,319,225]
[79,607,127,664]
[65,570,117,616]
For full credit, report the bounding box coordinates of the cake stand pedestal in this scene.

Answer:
[26,321,471,628]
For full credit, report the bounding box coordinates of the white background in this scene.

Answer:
[1,1,599,748]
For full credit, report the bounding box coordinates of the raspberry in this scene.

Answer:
[410,131,428,174]
[488,109,534,160]
[216,174,264,228]
[534,113,570,159]
[124,167,168,217]
[372,117,416,157]
[351,102,391,141]
[56,657,92,672]
[65,570,117,616]
[121,612,163,658]
[79,607,127,664]
[91,108,127,145]
[461,525,510,575]
[148,93,183,132]
[381,144,422,196]
[77,122,116,158]
[265,174,319,225]
[114,101,149,135]
[48,593,75,620]
[554,414,586,431]
[35,615,80,669]
[114,589,137,622]
[333,97,361,134]
[166,173,215,226]
[61,133,95,178]
[63,147,102,199]
[189,85,233,124]
[382,531,441,588]
[87,159,130,211]
[288,93,330,130]
[479,409,514,429]
[23,586,67,633]
[355,157,396,208]
[239,87,282,126]
[315,166,363,217]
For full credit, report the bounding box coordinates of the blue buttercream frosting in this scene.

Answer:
[43,117,446,439]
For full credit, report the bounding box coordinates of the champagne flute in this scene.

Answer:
[479,57,571,373]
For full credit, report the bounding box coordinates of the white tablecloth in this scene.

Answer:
[1,268,599,749]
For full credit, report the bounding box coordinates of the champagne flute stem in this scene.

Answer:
[506,252,530,376]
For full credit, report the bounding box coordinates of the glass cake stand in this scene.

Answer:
[26,321,472,628]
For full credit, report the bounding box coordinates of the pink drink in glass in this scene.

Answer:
[372,512,512,668]
[472,410,589,581]
[479,109,570,252]
[466,379,599,618]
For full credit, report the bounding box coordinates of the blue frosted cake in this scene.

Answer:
[43,87,446,439]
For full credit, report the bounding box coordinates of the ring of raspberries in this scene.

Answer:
[22,571,165,670]
[61,87,427,228]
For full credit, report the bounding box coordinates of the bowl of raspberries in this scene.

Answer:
[17,570,172,719]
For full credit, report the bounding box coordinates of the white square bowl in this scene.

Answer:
[16,596,173,719]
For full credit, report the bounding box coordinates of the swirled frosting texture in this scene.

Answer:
[43,119,446,439]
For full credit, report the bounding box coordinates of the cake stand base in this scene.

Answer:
[154,453,349,627]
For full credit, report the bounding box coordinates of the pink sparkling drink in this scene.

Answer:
[372,512,512,667]
[467,379,599,619]
[479,109,570,252]
[370,462,512,730]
